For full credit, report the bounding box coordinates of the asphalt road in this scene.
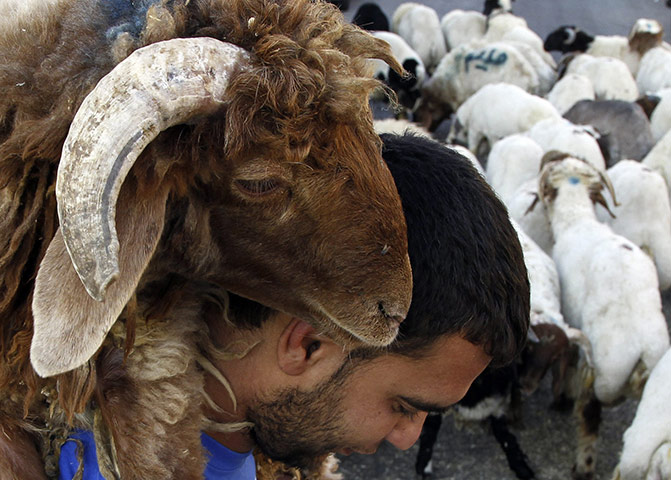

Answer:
[335,1,671,479]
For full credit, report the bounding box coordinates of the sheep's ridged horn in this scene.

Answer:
[57,38,249,301]
[597,169,619,208]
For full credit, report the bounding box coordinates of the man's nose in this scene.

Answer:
[385,411,429,450]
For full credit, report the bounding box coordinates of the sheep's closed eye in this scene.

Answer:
[234,178,281,196]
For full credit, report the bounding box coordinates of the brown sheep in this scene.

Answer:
[0,0,412,478]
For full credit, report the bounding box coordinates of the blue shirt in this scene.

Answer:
[58,431,256,480]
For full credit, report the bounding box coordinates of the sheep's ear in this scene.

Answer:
[31,182,169,378]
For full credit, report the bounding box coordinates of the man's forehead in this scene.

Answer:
[408,336,489,401]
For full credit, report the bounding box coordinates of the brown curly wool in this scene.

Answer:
[0,0,405,478]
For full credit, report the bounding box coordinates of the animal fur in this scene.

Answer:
[0,0,409,478]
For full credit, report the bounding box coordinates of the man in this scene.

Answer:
[59,133,530,479]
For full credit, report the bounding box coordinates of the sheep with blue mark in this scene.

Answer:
[537,152,670,480]
[415,42,548,131]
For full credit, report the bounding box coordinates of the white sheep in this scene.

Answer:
[649,88,671,142]
[612,347,671,480]
[391,2,447,73]
[440,9,487,51]
[642,128,671,200]
[440,9,557,92]
[545,72,596,115]
[637,46,671,95]
[539,154,670,479]
[505,118,607,257]
[369,30,426,109]
[447,82,561,156]
[543,19,664,76]
[595,160,671,291]
[415,40,542,130]
[506,177,554,254]
[565,54,639,102]
[525,117,607,171]
[484,11,557,71]
[486,134,544,203]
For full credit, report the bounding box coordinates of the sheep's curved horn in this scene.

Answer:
[599,170,618,206]
[57,38,249,301]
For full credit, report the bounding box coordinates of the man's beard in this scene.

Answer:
[245,361,354,471]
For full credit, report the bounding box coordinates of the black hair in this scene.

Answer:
[376,133,530,367]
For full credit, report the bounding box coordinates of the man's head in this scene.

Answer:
[205,133,530,470]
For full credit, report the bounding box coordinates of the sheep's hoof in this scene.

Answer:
[571,464,594,480]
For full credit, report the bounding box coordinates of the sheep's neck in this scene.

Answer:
[548,182,597,235]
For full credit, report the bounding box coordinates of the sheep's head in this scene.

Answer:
[543,26,593,53]
[537,151,617,215]
[31,28,411,376]
[518,323,569,397]
[628,18,663,56]
[413,86,453,132]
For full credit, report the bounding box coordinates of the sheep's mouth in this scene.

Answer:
[307,299,403,347]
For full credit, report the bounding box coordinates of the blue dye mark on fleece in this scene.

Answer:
[568,176,580,185]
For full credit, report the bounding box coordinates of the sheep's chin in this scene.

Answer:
[314,315,402,349]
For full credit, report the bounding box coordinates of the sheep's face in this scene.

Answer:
[628,19,663,55]
[413,87,453,132]
[518,323,569,396]
[538,155,614,214]
[208,126,412,347]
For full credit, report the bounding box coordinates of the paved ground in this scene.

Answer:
[335,1,671,479]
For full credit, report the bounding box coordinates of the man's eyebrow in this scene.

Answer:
[399,396,451,414]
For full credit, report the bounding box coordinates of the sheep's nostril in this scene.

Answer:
[379,302,404,327]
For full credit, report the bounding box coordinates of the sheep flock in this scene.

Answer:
[339,1,671,480]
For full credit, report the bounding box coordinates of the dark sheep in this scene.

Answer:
[563,99,655,166]
[352,2,390,31]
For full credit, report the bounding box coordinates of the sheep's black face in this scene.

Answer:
[207,132,412,348]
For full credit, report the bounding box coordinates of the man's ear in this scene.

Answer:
[277,318,343,376]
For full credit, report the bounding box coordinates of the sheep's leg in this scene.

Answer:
[571,392,601,480]
[415,413,442,478]
[489,415,535,479]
